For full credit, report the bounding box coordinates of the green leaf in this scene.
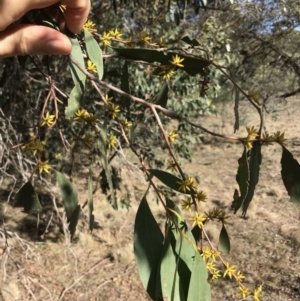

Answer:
[134,195,164,300]
[187,250,211,301]
[231,146,249,213]
[14,182,41,214]
[68,33,86,87]
[112,47,209,77]
[160,224,184,301]
[68,205,81,240]
[242,140,261,216]
[54,170,79,222]
[164,198,211,300]
[148,169,195,195]
[88,169,95,232]
[281,146,300,210]
[154,82,169,108]
[166,198,195,300]
[65,80,85,119]
[83,28,104,80]
[218,224,230,254]
[96,124,118,209]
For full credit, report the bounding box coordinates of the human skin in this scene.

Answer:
[0,0,90,58]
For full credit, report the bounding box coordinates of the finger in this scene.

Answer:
[0,24,72,58]
[0,0,90,33]
[63,0,91,34]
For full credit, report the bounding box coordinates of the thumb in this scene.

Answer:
[0,24,72,58]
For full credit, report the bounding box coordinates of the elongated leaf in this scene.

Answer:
[65,80,85,119]
[148,169,195,195]
[112,47,209,77]
[166,198,195,300]
[14,182,41,214]
[187,250,211,301]
[231,146,249,213]
[97,124,118,209]
[68,33,86,87]
[160,223,184,301]
[69,205,81,240]
[242,140,261,216]
[166,198,210,300]
[218,224,230,254]
[154,82,169,108]
[54,170,79,222]
[84,29,104,80]
[134,195,164,300]
[88,169,95,232]
[281,146,300,210]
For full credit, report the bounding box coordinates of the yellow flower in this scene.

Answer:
[22,139,46,155]
[169,54,184,68]
[123,119,132,131]
[189,212,206,228]
[166,159,177,172]
[85,113,99,125]
[38,159,51,174]
[139,32,151,44]
[236,270,245,282]
[194,190,207,203]
[273,131,286,146]
[201,247,212,260]
[262,132,274,146]
[87,60,97,73]
[104,94,113,104]
[245,126,258,150]
[206,261,217,272]
[108,103,120,120]
[253,285,262,301]
[177,177,197,193]
[108,134,117,149]
[109,28,122,39]
[246,126,258,138]
[210,249,220,262]
[211,269,221,280]
[223,262,236,279]
[101,31,112,47]
[168,131,178,143]
[238,286,250,299]
[41,111,55,127]
[248,89,260,104]
[84,20,97,33]
[160,67,176,80]
[181,197,193,212]
[74,108,89,122]
[158,37,166,47]
[185,176,197,191]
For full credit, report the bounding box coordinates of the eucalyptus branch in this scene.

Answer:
[69,55,246,142]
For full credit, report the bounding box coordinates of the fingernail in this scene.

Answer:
[46,39,71,55]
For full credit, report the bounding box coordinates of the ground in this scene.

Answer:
[0,96,300,301]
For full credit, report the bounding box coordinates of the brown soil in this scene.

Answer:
[1,97,300,301]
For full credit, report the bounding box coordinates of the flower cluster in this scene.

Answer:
[73,108,99,125]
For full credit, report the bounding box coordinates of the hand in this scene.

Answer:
[0,0,90,58]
